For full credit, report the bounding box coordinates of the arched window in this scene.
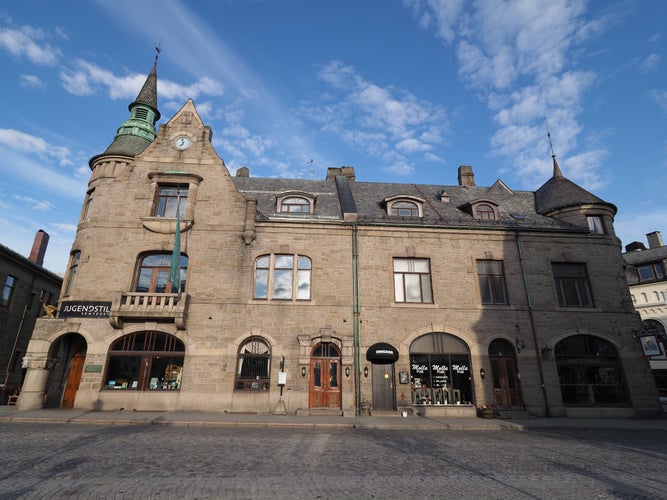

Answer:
[409,333,472,405]
[236,337,271,390]
[389,201,419,217]
[643,319,666,340]
[253,254,311,300]
[555,335,629,406]
[135,253,188,294]
[475,204,496,220]
[104,331,185,390]
[279,196,311,213]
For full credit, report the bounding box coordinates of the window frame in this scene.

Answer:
[586,215,605,234]
[278,196,312,214]
[153,184,189,218]
[552,262,594,308]
[393,258,433,304]
[82,189,94,221]
[235,337,271,391]
[384,196,424,218]
[253,254,312,301]
[637,262,665,282]
[64,251,81,297]
[476,260,509,305]
[1,275,17,307]
[134,252,188,294]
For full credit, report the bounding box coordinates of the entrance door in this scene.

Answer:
[490,356,522,408]
[372,364,396,411]
[61,351,85,408]
[309,343,341,409]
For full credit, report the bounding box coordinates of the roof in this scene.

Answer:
[0,243,63,282]
[623,245,667,266]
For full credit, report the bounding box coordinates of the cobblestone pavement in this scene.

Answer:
[0,422,666,499]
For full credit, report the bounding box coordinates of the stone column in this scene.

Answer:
[15,355,50,410]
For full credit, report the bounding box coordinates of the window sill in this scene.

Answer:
[141,217,193,234]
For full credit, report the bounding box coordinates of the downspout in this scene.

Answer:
[515,231,551,417]
[352,223,363,416]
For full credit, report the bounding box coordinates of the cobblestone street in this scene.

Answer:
[0,422,666,499]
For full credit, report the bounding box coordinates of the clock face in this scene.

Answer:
[174,136,191,150]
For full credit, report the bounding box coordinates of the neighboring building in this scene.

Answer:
[19,62,660,418]
[623,231,667,407]
[0,230,62,402]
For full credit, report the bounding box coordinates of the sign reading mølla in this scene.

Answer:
[59,301,111,318]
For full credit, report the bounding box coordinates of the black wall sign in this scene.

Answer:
[366,342,399,364]
[59,301,112,318]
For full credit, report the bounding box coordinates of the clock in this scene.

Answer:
[174,135,191,150]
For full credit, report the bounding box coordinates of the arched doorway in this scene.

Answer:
[488,339,522,409]
[45,333,87,408]
[555,335,629,405]
[410,333,473,405]
[309,342,341,409]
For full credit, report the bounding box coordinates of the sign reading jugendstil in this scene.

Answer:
[59,301,112,318]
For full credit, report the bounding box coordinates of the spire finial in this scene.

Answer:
[154,41,162,65]
[544,114,563,178]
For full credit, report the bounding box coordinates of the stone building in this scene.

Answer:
[1,230,61,402]
[19,62,660,418]
[623,231,667,408]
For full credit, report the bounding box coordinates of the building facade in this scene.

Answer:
[19,63,660,418]
[1,230,61,402]
[623,231,667,408]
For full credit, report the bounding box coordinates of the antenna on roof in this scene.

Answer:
[307,158,314,179]
[543,113,563,177]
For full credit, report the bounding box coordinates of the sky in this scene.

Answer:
[1,0,666,274]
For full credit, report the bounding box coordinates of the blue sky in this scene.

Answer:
[1,0,666,273]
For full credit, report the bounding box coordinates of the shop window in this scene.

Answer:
[476,260,508,305]
[104,331,185,390]
[135,253,188,294]
[409,333,472,405]
[552,262,593,307]
[394,258,432,303]
[236,337,271,391]
[64,251,81,297]
[154,185,188,217]
[1,275,17,307]
[555,335,629,406]
[253,254,311,301]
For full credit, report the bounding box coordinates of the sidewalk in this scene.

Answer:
[2,406,667,431]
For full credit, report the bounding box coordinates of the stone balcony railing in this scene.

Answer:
[109,292,189,330]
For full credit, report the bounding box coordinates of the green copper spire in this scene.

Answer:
[89,51,161,168]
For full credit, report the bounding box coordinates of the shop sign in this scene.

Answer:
[366,342,399,364]
[59,301,112,318]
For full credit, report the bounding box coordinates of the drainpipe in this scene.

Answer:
[515,231,551,417]
[352,223,363,416]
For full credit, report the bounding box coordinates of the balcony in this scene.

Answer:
[109,292,189,330]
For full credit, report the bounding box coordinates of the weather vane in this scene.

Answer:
[544,114,555,157]
[155,41,162,64]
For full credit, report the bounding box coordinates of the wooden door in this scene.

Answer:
[61,352,85,408]
[309,358,341,409]
[372,364,396,411]
[490,356,522,408]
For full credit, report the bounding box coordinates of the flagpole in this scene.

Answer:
[169,190,182,295]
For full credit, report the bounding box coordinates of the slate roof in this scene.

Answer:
[231,174,587,233]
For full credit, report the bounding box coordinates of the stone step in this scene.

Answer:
[496,410,535,419]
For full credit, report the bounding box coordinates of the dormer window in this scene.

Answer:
[475,204,496,220]
[458,198,499,221]
[277,193,314,214]
[384,196,425,218]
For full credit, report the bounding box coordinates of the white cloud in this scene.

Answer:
[640,53,660,72]
[649,90,667,111]
[19,74,45,89]
[14,196,54,211]
[0,25,60,65]
[0,129,72,167]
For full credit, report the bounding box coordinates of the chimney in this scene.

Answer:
[29,229,49,267]
[647,231,664,249]
[327,166,355,181]
[458,166,476,187]
[236,167,250,177]
[625,241,646,252]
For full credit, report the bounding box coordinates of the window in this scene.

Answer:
[135,253,188,293]
[236,337,271,390]
[410,333,472,405]
[637,262,665,282]
[64,251,81,296]
[587,215,604,234]
[104,331,185,390]
[280,196,311,213]
[1,275,17,307]
[83,189,94,221]
[552,262,593,307]
[394,258,433,303]
[475,204,496,220]
[253,254,311,300]
[389,201,419,217]
[476,260,508,305]
[555,335,629,405]
[154,185,188,217]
